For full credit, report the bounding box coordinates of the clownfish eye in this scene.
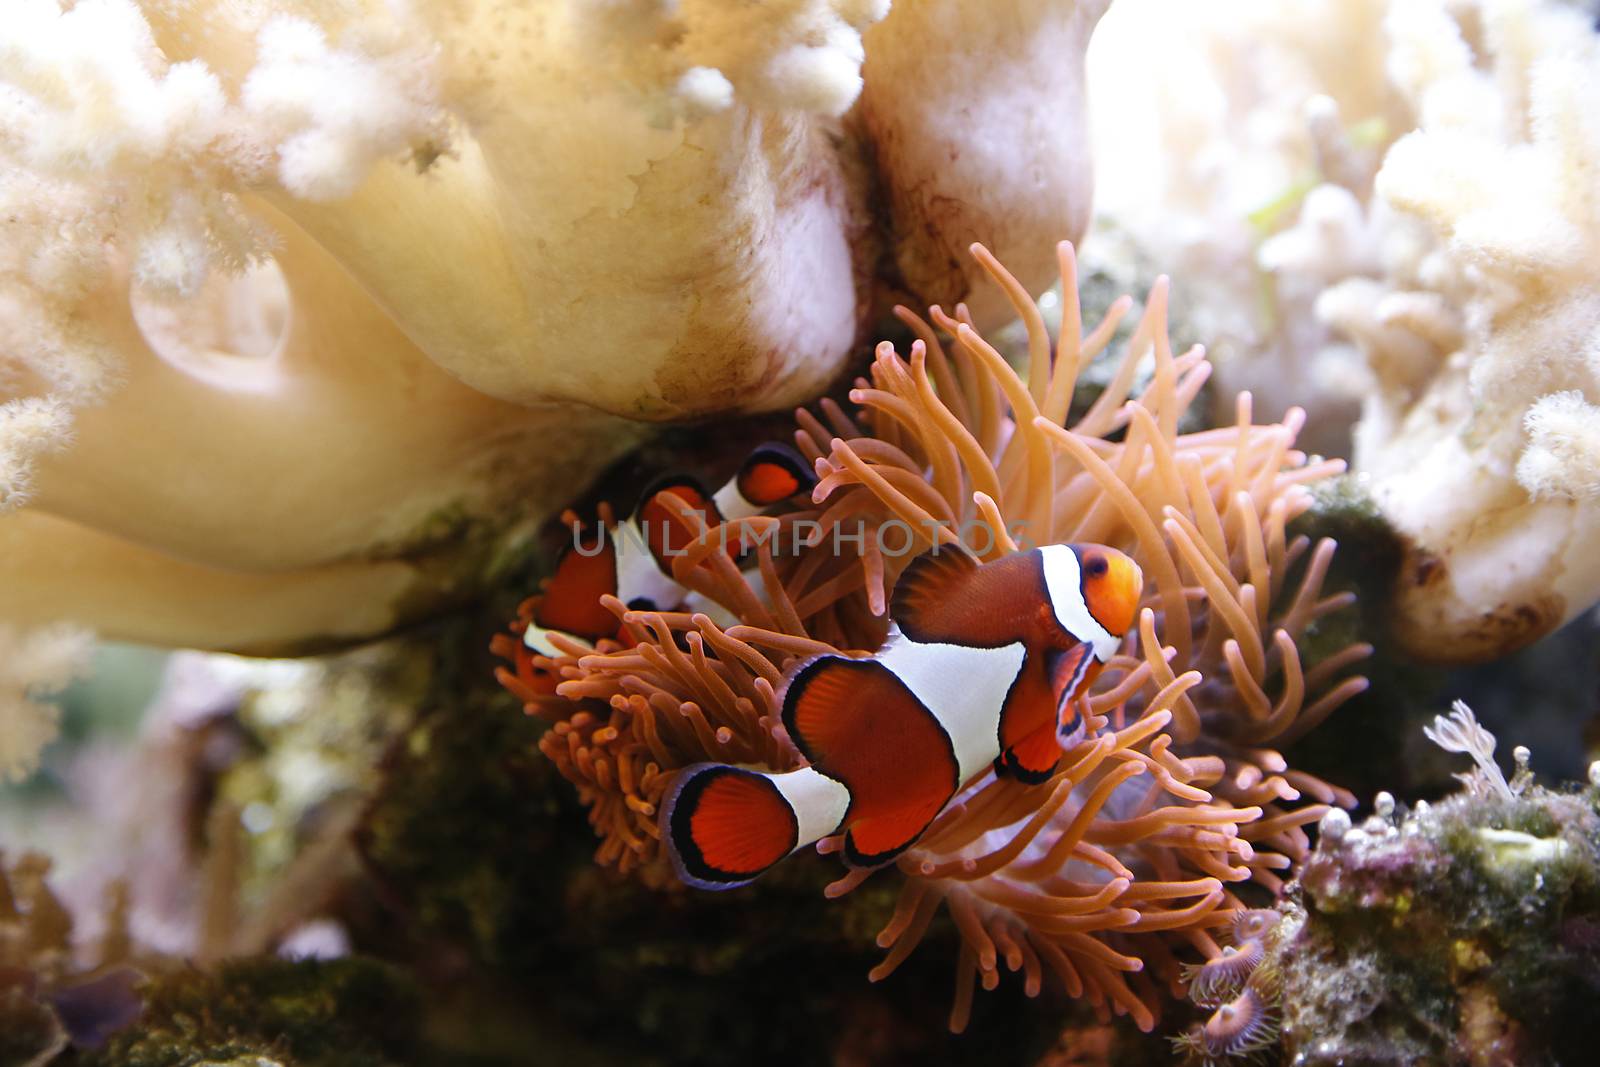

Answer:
[628,597,658,612]
[1083,554,1109,578]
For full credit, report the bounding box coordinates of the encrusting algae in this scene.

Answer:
[493,243,1371,1031]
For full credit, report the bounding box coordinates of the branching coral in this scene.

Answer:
[1086,0,1406,452]
[1089,0,1600,663]
[0,623,92,782]
[2,0,1111,654]
[1353,0,1600,661]
[496,244,1369,1031]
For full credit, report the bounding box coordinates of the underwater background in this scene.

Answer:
[3,2,1600,1065]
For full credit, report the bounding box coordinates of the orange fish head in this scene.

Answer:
[1076,544,1144,640]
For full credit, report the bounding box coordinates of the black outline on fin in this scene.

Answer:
[736,441,817,506]
[662,764,799,891]
[781,655,958,868]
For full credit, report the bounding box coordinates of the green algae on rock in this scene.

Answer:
[87,958,423,1067]
[1182,703,1600,1066]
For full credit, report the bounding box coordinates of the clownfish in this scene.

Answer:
[520,442,817,664]
[662,541,1144,889]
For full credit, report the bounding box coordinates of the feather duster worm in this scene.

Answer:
[493,243,1369,1029]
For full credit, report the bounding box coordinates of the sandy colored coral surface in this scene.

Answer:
[1,0,1107,653]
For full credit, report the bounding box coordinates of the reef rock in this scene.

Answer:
[1271,772,1600,1064]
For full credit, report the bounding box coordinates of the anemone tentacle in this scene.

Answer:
[495,242,1369,1028]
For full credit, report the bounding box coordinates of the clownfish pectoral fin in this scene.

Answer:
[1048,643,1099,738]
[996,724,1065,785]
[663,764,849,889]
[1057,705,1089,749]
[781,656,961,868]
[995,652,1060,783]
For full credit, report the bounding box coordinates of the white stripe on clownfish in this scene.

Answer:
[522,622,592,659]
[874,624,1028,783]
[1040,543,1121,663]
[613,516,691,611]
[769,765,852,847]
[712,479,762,523]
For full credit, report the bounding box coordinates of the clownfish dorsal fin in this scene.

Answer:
[889,543,981,643]
[891,544,1039,648]
[632,473,719,528]
[739,442,816,505]
[632,473,721,574]
[710,442,817,521]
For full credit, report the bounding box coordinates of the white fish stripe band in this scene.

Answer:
[770,766,852,849]
[1039,544,1121,662]
[523,623,593,658]
[876,627,1028,783]
[613,518,689,609]
[712,479,760,522]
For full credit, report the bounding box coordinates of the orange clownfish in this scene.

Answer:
[662,542,1144,889]
[520,442,817,665]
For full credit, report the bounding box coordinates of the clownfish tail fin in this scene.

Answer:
[662,764,850,890]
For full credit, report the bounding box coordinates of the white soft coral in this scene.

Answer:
[1086,0,1404,454]
[1089,0,1600,662]
[1355,1,1600,660]
[242,16,445,201]
[1,0,1113,655]
[1517,391,1600,501]
[0,622,92,782]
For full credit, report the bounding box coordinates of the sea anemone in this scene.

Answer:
[494,243,1369,1029]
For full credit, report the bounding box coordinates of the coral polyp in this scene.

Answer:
[1176,985,1280,1065]
[495,243,1370,1030]
[1182,937,1265,1009]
